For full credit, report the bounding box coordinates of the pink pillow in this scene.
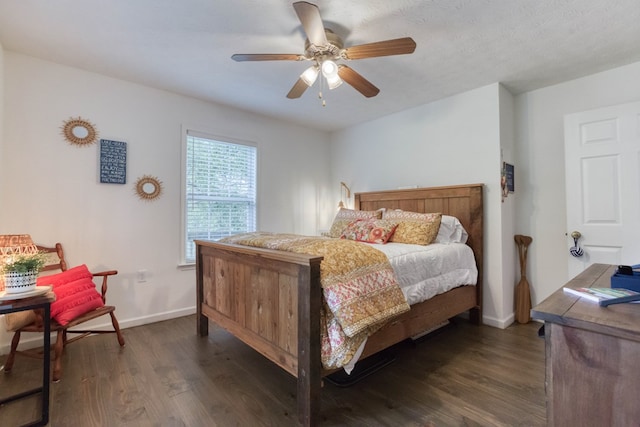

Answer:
[340,218,398,244]
[37,264,104,326]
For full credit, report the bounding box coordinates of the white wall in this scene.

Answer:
[330,83,512,327]
[499,85,516,325]
[515,60,640,305]
[0,52,331,352]
[0,42,4,210]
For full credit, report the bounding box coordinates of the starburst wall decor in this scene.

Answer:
[61,116,99,146]
[134,175,163,201]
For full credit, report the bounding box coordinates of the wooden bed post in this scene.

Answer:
[468,184,483,325]
[297,260,322,426]
[195,243,208,337]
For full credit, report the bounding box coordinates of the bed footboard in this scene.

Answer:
[195,240,323,426]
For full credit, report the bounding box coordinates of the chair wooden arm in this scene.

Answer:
[91,270,118,303]
[92,270,118,277]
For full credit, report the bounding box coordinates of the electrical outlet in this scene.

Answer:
[137,269,148,283]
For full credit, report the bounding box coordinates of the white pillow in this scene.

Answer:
[436,215,468,244]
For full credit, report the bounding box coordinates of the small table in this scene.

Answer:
[531,263,640,426]
[0,293,54,427]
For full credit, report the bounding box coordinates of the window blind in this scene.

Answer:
[184,132,257,262]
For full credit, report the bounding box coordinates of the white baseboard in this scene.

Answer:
[0,306,197,355]
[118,306,196,330]
[482,312,515,329]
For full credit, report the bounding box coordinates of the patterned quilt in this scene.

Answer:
[220,232,410,369]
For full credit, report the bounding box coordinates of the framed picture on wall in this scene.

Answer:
[99,139,127,184]
[504,162,514,193]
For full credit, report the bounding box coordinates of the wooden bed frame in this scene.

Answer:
[195,184,483,426]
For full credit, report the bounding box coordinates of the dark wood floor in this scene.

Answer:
[0,315,546,426]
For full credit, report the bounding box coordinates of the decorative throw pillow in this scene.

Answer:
[5,309,37,332]
[340,218,399,244]
[383,210,442,245]
[327,208,384,238]
[36,264,104,326]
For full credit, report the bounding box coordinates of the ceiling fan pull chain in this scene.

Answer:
[319,74,326,106]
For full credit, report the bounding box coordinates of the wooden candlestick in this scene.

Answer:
[514,235,533,324]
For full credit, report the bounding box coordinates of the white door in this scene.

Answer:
[565,101,640,278]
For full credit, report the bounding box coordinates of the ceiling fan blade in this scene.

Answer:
[338,65,379,98]
[293,1,328,47]
[287,78,310,99]
[232,54,304,62]
[342,37,416,60]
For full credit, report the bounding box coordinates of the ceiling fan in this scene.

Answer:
[231,1,416,101]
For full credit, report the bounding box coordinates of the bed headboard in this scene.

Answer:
[354,184,483,306]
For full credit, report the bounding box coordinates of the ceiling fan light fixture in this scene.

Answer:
[300,65,319,86]
[321,59,339,78]
[326,73,343,90]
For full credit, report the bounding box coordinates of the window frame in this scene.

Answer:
[180,125,259,266]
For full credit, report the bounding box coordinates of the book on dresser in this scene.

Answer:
[563,286,640,306]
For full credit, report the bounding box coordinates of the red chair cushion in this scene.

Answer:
[37,264,104,326]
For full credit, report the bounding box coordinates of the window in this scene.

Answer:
[182,130,257,263]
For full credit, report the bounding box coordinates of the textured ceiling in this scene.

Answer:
[1,1,639,131]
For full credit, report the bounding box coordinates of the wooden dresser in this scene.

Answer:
[531,263,640,426]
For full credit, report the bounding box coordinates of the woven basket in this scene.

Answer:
[4,270,38,294]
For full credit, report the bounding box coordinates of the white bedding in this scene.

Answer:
[343,241,477,374]
[373,242,478,305]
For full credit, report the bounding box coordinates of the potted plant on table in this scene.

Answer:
[1,253,47,294]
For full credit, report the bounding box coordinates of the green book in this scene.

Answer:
[563,286,640,306]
